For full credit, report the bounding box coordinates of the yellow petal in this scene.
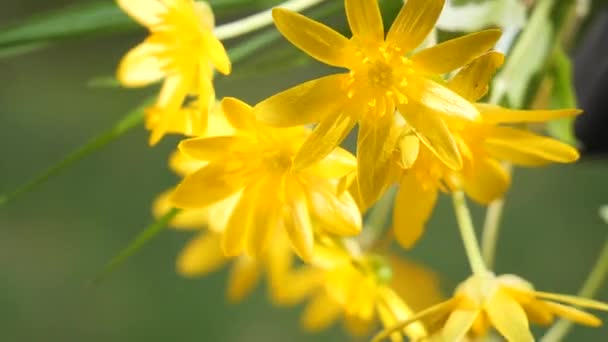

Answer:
[170,163,244,209]
[462,157,511,205]
[221,97,256,131]
[345,0,384,43]
[399,103,462,170]
[477,103,582,124]
[388,256,443,313]
[301,292,343,332]
[293,110,358,171]
[117,0,165,27]
[308,188,362,236]
[272,266,322,306]
[378,287,427,339]
[254,74,347,127]
[178,136,248,162]
[194,1,215,28]
[484,126,580,166]
[153,189,208,229]
[117,41,166,87]
[227,255,260,303]
[542,301,602,327]
[485,289,534,342]
[448,51,505,102]
[442,310,479,341]
[398,130,420,169]
[272,8,353,68]
[149,74,192,145]
[412,29,502,75]
[357,112,394,208]
[222,187,257,257]
[407,76,480,122]
[306,146,357,179]
[206,192,242,233]
[387,0,445,53]
[284,181,315,262]
[246,179,279,257]
[203,30,231,75]
[520,300,555,325]
[393,173,438,249]
[168,149,207,177]
[533,291,608,312]
[176,233,227,277]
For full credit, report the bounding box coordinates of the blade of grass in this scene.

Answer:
[90,208,181,285]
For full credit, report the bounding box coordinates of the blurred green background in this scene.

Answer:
[1,0,607,341]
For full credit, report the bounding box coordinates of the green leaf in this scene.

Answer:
[90,208,181,285]
[436,0,526,33]
[0,100,148,207]
[491,0,554,108]
[0,0,282,58]
[548,46,578,145]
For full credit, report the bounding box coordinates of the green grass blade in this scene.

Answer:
[0,102,147,207]
[90,208,182,285]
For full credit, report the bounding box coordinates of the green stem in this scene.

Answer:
[214,0,325,40]
[90,208,181,285]
[540,238,608,342]
[360,187,397,251]
[452,191,487,275]
[481,164,513,268]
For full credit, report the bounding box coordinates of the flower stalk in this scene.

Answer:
[214,0,326,40]
[452,191,488,276]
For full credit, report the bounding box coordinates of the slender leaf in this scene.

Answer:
[548,46,578,145]
[0,101,148,207]
[90,208,181,285]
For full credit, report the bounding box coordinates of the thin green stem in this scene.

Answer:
[360,187,397,251]
[452,191,487,275]
[90,208,181,285]
[540,238,608,342]
[214,0,325,40]
[481,164,513,268]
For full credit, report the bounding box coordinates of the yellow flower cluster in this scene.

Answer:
[117,0,608,340]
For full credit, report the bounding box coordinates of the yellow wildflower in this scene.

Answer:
[278,238,442,341]
[169,98,361,262]
[374,272,608,342]
[254,0,502,206]
[117,0,231,145]
[393,52,581,249]
[154,190,295,303]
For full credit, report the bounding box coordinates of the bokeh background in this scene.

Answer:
[1,0,607,341]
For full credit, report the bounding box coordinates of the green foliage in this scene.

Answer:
[548,46,578,145]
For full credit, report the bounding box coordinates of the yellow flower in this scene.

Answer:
[392,52,581,249]
[154,190,295,303]
[254,0,502,206]
[117,0,231,145]
[282,240,442,341]
[374,272,608,342]
[169,98,361,262]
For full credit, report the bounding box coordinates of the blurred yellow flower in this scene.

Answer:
[392,52,581,249]
[375,272,608,342]
[278,238,442,341]
[170,98,361,262]
[117,0,231,145]
[254,0,501,206]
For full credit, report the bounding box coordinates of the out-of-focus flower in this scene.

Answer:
[374,272,608,342]
[278,237,442,341]
[392,52,581,249]
[117,0,231,145]
[170,98,361,262]
[254,0,502,207]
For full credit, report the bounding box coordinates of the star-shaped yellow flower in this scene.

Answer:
[254,0,502,206]
[392,52,581,249]
[169,98,362,262]
[374,272,608,342]
[279,238,442,341]
[117,0,231,145]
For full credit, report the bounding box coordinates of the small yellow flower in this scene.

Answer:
[254,0,502,206]
[154,191,295,303]
[117,0,231,145]
[374,272,608,342]
[282,240,442,341]
[392,52,581,249]
[169,98,362,262]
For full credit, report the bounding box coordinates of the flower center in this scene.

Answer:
[347,48,413,109]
